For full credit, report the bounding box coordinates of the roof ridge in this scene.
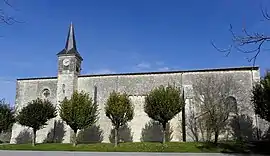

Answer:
[17,66,259,81]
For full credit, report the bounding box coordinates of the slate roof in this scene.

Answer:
[57,23,83,60]
[17,66,259,81]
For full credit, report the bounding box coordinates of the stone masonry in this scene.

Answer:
[10,24,261,144]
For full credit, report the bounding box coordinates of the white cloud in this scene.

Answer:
[86,61,172,74]
[136,62,151,69]
[91,69,116,74]
[155,61,165,66]
[157,67,170,71]
[133,61,173,72]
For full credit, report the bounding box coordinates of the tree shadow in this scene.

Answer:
[229,114,256,141]
[141,120,173,142]
[247,140,270,155]
[15,129,32,144]
[77,124,104,144]
[196,141,250,153]
[196,141,270,155]
[109,124,133,143]
[44,120,65,143]
[0,131,11,143]
[262,126,270,140]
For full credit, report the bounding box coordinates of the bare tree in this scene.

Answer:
[186,108,198,141]
[185,95,212,142]
[0,0,19,26]
[185,98,199,142]
[212,6,270,66]
[186,98,213,142]
[197,111,213,142]
[191,74,239,144]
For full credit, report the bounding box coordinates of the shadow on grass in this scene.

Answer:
[196,141,270,155]
[246,140,270,155]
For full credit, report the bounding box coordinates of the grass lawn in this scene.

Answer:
[0,142,253,153]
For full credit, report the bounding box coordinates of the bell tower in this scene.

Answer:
[56,23,83,143]
[57,23,83,75]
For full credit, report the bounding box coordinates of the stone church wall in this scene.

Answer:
[77,68,260,143]
[10,68,261,144]
[10,78,58,144]
[79,73,185,142]
[182,70,260,141]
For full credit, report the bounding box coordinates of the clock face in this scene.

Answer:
[63,59,70,66]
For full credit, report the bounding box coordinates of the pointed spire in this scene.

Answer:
[57,23,83,61]
[65,22,77,51]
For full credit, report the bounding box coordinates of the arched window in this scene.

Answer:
[42,88,50,98]
[62,84,65,94]
[225,96,237,114]
[76,65,80,72]
[93,86,97,104]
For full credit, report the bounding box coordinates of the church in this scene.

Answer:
[10,24,261,143]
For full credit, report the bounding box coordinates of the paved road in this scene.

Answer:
[0,151,265,156]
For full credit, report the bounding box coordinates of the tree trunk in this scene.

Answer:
[73,129,77,147]
[162,123,166,144]
[198,121,205,142]
[214,130,219,145]
[206,127,212,141]
[114,127,118,147]
[52,120,56,143]
[236,114,243,142]
[194,126,199,142]
[194,119,199,142]
[32,128,36,146]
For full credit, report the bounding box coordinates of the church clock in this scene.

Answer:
[63,58,70,66]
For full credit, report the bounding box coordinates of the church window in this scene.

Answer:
[62,84,65,94]
[42,88,50,98]
[225,96,237,114]
[93,86,97,104]
[63,65,69,71]
[76,65,80,72]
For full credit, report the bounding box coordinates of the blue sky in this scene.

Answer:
[0,0,270,104]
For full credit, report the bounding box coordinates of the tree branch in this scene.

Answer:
[0,0,20,25]
[212,6,270,66]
